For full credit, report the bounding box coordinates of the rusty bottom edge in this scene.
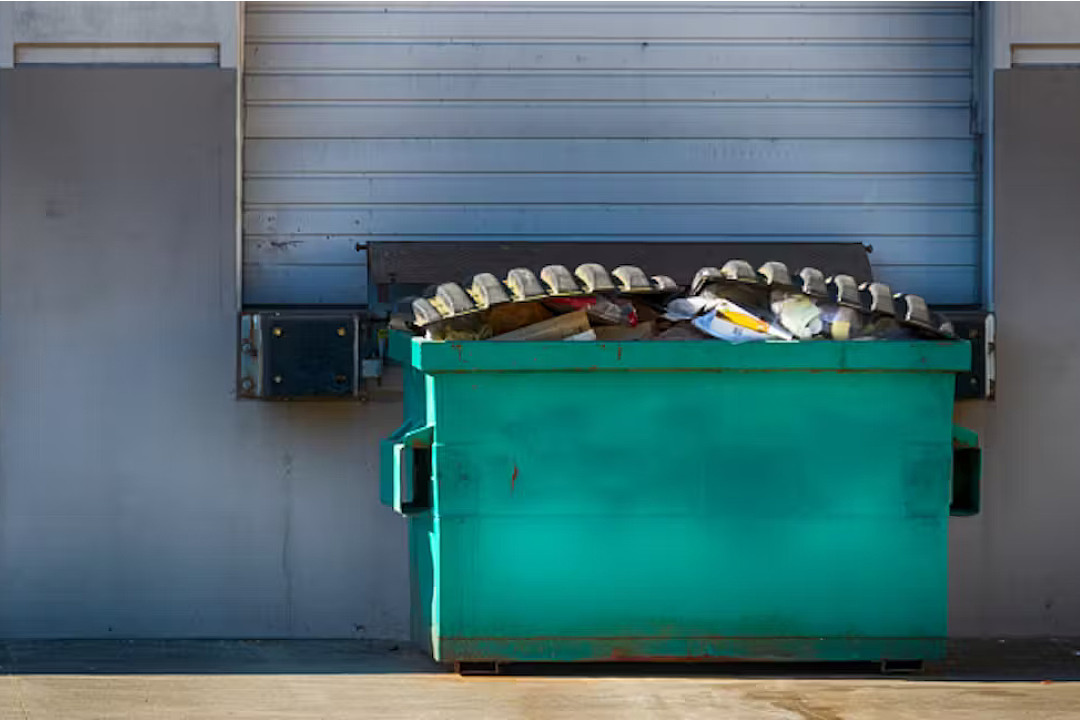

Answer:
[437,636,945,665]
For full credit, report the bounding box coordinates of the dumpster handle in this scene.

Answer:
[951,425,980,516]
[391,424,434,516]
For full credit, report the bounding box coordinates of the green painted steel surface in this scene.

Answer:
[382,335,970,664]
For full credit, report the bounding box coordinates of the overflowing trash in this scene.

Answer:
[396,261,956,343]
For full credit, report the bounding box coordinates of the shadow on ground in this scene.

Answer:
[1,638,1078,681]
[0,639,440,675]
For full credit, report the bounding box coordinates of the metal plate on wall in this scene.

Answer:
[239,312,361,399]
[941,310,994,400]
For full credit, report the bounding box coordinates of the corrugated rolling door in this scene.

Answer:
[243,2,979,306]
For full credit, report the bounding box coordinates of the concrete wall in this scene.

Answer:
[938,1,1080,639]
[993,1,1080,68]
[949,67,1080,637]
[945,0,1080,638]
[0,2,240,68]
[0,1,1076,641]
[0,67,408,638]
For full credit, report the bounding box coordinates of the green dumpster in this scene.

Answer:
[381,334,976,668]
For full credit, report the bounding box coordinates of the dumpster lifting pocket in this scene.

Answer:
[387,424,434,515]
[951,425,981,517]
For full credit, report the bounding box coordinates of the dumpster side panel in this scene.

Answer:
[426,365,954,663]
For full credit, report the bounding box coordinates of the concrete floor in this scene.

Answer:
[1,640,1079,719]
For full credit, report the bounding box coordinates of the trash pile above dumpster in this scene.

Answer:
[400,260,955,343]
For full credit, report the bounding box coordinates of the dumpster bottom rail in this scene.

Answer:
[439,636,944,667]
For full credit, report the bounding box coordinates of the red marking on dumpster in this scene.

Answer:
[511,465,518,493]
[617,346,623,361]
